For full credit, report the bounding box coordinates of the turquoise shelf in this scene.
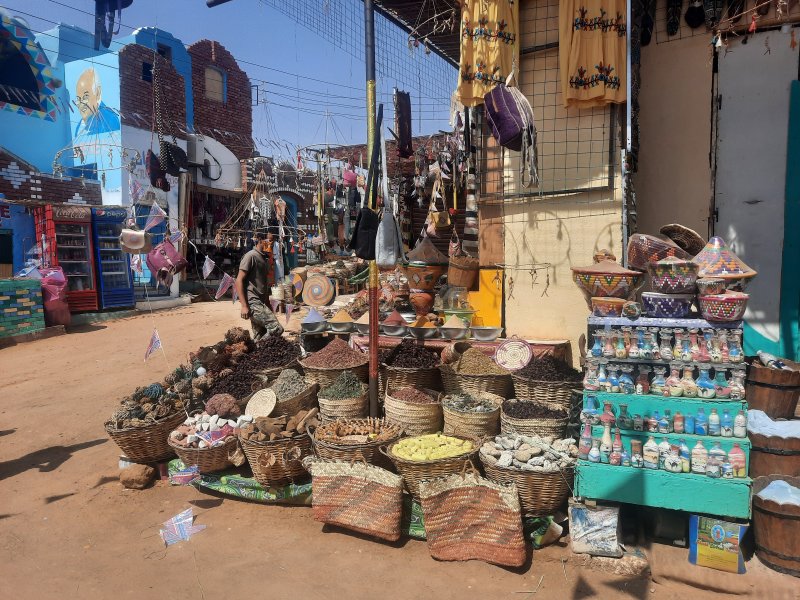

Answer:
[588,316,742,329]
[583,356,742,370]
[584,392,748,415]
[575,461,752,519]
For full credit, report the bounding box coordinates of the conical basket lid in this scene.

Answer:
[692,236,757,279]
[406,236,448,265]
[571,259,640,276]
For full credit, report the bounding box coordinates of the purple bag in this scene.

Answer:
[484,82,539,188]
[146,238,188,288]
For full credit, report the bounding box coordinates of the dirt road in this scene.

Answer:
[0,303,781,599]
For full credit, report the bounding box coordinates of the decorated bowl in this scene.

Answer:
[301,321,328,333]
[470,326,503,341]
[440,326,469,340]
[354,322,371,335]
[641,292,694,319]
[647,257,699,294]
[696,278,726,296]
[627,234,691,272]
[382,324,407,337]
[590,297,627,317]
[622,301,642,320]
[571,260,643,308]
[698,292,749,322]
[407,326,439,339]
[328,321,354,333]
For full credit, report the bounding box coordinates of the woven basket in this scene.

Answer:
[482,459,574,517]
[379,435,480,500]
[168,436,240,474]
[441,366,513,398]
[300,361,369,389]
[383,363,442,392]
[105,411,186,463]
[239,434,312,487]
[500,403,569,439]
[272,383,319,417]
[384,388,443,435]
[251,360,301,386]
[309,418,403,471]
[511,375,577,410]
[318,392,369,422]
[447,255,479,289]
[442,393,503,438]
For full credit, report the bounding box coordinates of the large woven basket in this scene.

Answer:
[105,411,186,463]
[318,392,368,422]
[168,436,240,474]
[442,393,503,438]
[300,361,369,389]
[500,402,569,439]
[271,383,319,417]
[384,388,443,435]
[383,363,442,392]
[309,418,403,471]
[441,365,513,398]
[379,435,480,500]
[481,459,574,517]
[511,375,577,410]
[239,434,312,487]
[251,359,301,386]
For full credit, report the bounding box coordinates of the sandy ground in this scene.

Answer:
[0,302,793,599]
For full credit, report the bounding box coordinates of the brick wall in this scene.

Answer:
[0,278,45,338]
[119,44,186,138]
[188,40,254,160]
[0,149,102,205]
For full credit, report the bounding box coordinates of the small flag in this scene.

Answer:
[232,286,239,303]
[285,303,294,326]
[270,299,280,314]
[144,203,167,231]
[130,254,143,275]
[129,178,144,204]
[144,328,162,361]
[215,273,234,300]
[159,508,206,546]
[202,256,216,279]
[169,230,184,244]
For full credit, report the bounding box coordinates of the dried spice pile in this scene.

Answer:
[271,369,309,401]
[392,387,437,404]
[443,393,499,413]
[502,400,568,419]
[319,371,365,399]
[452,348,508,376]
[303,337,368,369]
[515,355,581,382]
[207,337,301,399]
[314,418,402,444]
[385,339,439,369]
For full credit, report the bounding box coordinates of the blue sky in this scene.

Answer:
[3,0,454,158]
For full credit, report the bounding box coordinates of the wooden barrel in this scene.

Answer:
[752,475,800,577]
[745,359,800,420]
[749,433,800,479]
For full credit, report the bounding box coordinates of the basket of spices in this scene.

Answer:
[384,386,443,435]
[480,434,577,516]
[299,337,369,388]
[440,348,513,398]
[382,339,441,391]
[237,408,318,486]
[442,392,503,437]
[309,417,403,469]
[269,369,318,417]
[318,371,368,421]
[379,433,480,499]
[511,355,582,410]
[501,399,569,439]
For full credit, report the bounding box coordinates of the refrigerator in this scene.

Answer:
[35,204,99,312]
[91,206,135,309]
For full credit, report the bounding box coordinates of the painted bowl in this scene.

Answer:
[591,297,627,317]
[407,326,439,339]
[572,260,643,308]
[641,292,694,319]
[647,257,699,294]
[354,322,371,335]
[440,327,469,340]
[696,278,726,296]
[382,324,407,337]
[470,326,503,341]
[627,234,691,272]
[301,321,328,333]
[622,301,642,320]
[328,321,354,333]
[698,292,749,322]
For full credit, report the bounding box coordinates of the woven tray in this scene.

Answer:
[168,436,240,474]
[500,406,569,439]
[441,366,513,398]
[318,392,368,422]
[105,411,186,463]
[300,361,369,389]
[511,375,577,410]
[309,418,403,471]
[482,459,574,517]
[272,383,319,417]
[239,433,312,487]
[384,388,443,435]
[442,393,503,438]
[383,363,442,392]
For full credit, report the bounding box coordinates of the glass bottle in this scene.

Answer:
[590,330,604,358]
[588,439,601,462]
[734,410,747,438]
[583,359,600,391]
[643,436,660,469]
[647,411,660,433]
[618,404,634,429]
[679,439,691,473]
[600,423,613,463]
[610,428,623,465]
[659,328,674,361]
[696,364,716,399]
[684,413,696,435]
[719,329,730,363]
[689,328,702,361]
[636,365,652,395]
[664,409,674,432]
[630,439,644,467]
[681,364,698,398]
[619,365,635,394]
[615,330,627,359]
[728,329,744,364]
[627,326,640,358]
[596,360,608,393]
[579,422,593,459]
[673,411,685,434]
[666,363,683,397]
[720,409,733,437]
[691,441,708,475]
[600,402,616,427]
[729,368,746,400]
[657,411,671,434]
[695,408,708,435]
[633,413,645,432]
[710,329,723,363]
[658,438,672,469]
[603,329,615,358]
[620,445,631,467]
[638,326,653,359]
[606,365,620,394]
[664,444,683,473]
[650,366,667,396]
[581,393,600,424]
[648,328,662,360]
[707,442,727,478]
[729,443,747,478]
[708,408,721,436]
[714,369,731,398]
[702,328,715,363]
[621,327,633,357]
[678,330,693,361]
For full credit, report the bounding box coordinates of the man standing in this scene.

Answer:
[236,232,284,340]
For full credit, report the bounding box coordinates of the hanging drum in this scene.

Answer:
[302,275,334,307]
[494,337,533,371]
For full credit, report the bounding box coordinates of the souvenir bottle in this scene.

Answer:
[709,329,723,363]
[733,410,747,438]
[728,329,744,364]
[689,328,702,361]
[615,330,627,359]
[728,443,747,478]
[676,330,693,361]
[720,409,733,437]
[707,442,727,478]
[621,327,633,357]
[633,413,645,432]
[596,361,608,393]
[691,441,708,475]
[581,393,600,424]
[603,329,615,358]
[695,408,708,435]
[635,327,647,359]
[600,402,616,427]
[729,368,746,400]
[579,422,593,460]
[618,404,634,429]
[721,462,734,479]
[648,328,662,360]
[658,438,672,469]
[590,331,604,357]
[684,413,696,435]
[643,436,660,469]
[658,411,671,434]
[588,439,601,463]
[714,369,731,398]
[665,409,674,433]
[620,445,631,467]
[630,439,644,467]
[708,409,721,436]
[650,366,667,396]
[709,441,727,464]
[679,439,691,473]
[667,363,683,397]
[635,365,651,395]
[639,326,654,359]
[606,365,620,393]
[659,328,674,361]
[719,329,730,362]
[696,364,716,399]
[664,444,683,473]
[681,365,698,398]
[701,328,715,363]
[610,429,623,465]
[583,359,600,391]
[618,365,635,394]
[627,326,640,358]
[647,411,660,433]
[600,423,613,463]
[673,411,685,434]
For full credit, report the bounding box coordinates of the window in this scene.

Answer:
[0,37,41,111]
[142,62,153,82]
[156,44,172,62]
[205,67,225,102]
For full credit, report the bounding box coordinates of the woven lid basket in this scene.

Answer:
[384,387,443,435]
[318,391,369,422]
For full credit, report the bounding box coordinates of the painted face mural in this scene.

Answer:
[74,67,119,136]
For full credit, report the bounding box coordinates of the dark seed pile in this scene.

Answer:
[207,337,301,399]
[502,400,568,419]
[515,355,581,382]
[385,339,439,369]
[319,370,366,399]
[303,337,368,369]
[392,387,437,404]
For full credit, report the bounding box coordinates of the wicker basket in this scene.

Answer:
[272,383,319,417]
[384,388,443,435]
[168,436,240,474]
[379,435,480,500]
[447,255,479,289]
[511,375,578,410]
[300,361,369,389]
[251,360,301,386]
[501,403,569,439]
[105,411,186,463]
[482,459,574,517]
[442,393,503,438]
[318,392,369,422]
[383,363,442,392]
[239,434,312,487]
[309,418,403,470]
[441,365,513,398]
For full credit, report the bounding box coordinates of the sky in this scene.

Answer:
[2,0,455,160]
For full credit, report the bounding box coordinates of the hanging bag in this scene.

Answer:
[146,238,188,289]
[425,175,450,237]
[376,125,407,269]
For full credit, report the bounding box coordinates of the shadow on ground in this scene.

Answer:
[0,439,107,479]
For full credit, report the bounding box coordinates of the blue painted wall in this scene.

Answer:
[0,202,35,272]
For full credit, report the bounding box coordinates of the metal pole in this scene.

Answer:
[365,0,379,418]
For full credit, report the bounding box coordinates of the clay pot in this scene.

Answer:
[409,291,435,317]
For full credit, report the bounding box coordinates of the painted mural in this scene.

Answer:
[73,67,120,136]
